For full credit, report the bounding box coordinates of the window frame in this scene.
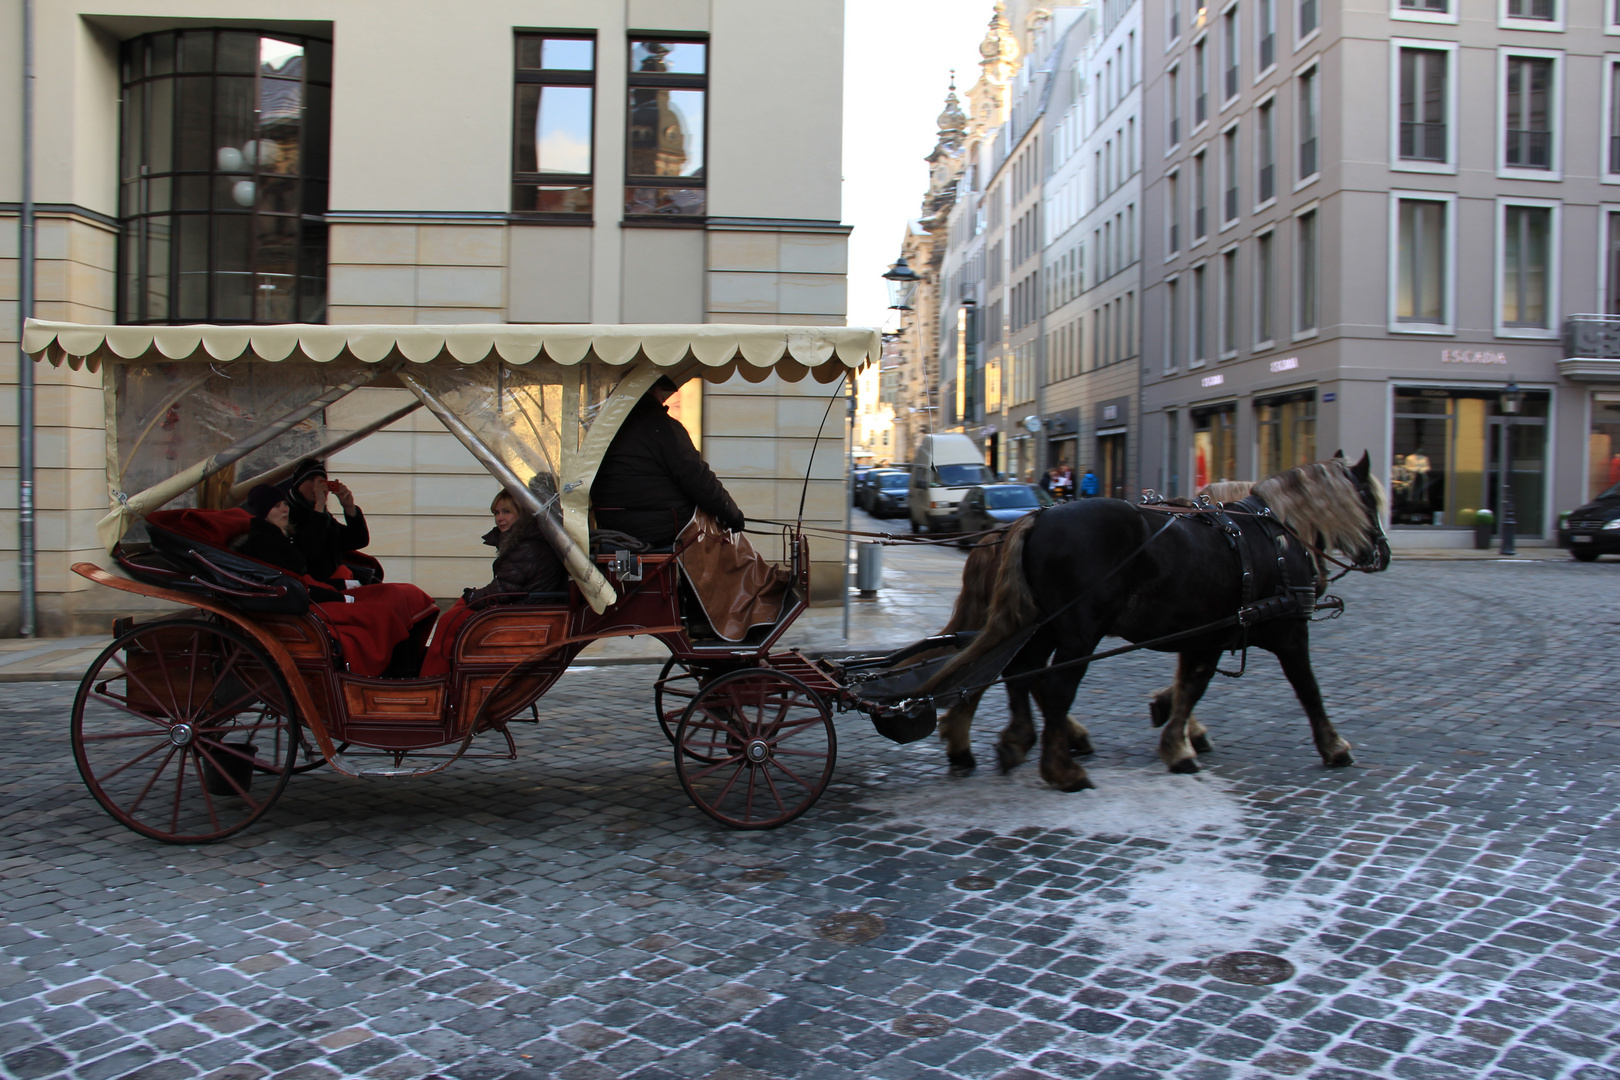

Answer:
[1257,0,1278,78]
[1167,63,1183,153]
[1165,272,1183,372]
[1292,202,1320,340]
[1494,195,1561,340]
[1191,260,1211,368]
[1219,242,1242,360]
[1392,0,1457,25]
[1497,47,1563,182]
[1166,168,1183,258]
[1296,0,1321,52]
[1390,39,1458,176]
[1220,119,1242,230]
[1192,144,1211,246]
[1609,0,1620,35]
[1602,55,1620,184]
[1193,33,1211,133]
[1294,60,1320,191]
[1595,202,1620,315]
[1254,228,1277,350]
[1499,0,1564,33]
[1386,189,1457,335]
[1255,92,1278,210]
[624,33,710,222]
[512,31,599,221]
[1221,0,1242,109]
[1168,0,1183,50]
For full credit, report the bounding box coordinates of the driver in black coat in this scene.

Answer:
[591,377,745,548]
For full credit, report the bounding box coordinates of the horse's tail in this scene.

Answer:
[921,511,1042,694]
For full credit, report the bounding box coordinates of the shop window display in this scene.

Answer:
[1591,393,1620,502]
[1256,390,1316,477]
[1192,403,1237,489]
[1391,388,1547,534]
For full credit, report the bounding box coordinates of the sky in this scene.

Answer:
[842,0,998,333]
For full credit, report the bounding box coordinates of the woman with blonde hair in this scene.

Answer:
[420,488,566,677]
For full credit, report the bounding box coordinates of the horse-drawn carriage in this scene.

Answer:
[24,320,939,843]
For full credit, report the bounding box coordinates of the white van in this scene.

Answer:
[909,433,995,532]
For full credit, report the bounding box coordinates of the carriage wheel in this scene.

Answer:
[673,669,836,829]
[656,657,734,762]
[71,619,299,844]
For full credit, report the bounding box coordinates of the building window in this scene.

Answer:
[1222,126,1240,224]
[1299,0,1319,38]
[1259,0,1277,71]
[1399,48,1448,163]
[1608,60,1620,178]
[1396,0,1457,23]
[1257,99,1276,202]
[1507,0,1555,20]
[1220,248,1239,356]
[1298,66,1319,181]
[1500,202,1556,332]
[1296,209,1317,333]
[1170,0,1182,43]
[1257,391,1316,476]
[1223,6,1240,102]
[1401,0,1449,10]
[1169,66,1182,147]
[1256,230,1275,343]
[1192,403,1238,487]
[1168,171,1182,253]
[1195,39,1209,126]
[117,30,331,325]
[1193,263,1209,363]
[513,34,596,217]
[1194,150,1208,240]
[626,37,707,218]
[1167,276,1182,369]
[1589,392,1620,503]
[1503,55,1554,172]
[1392,388,1549,533]
[1395,197,1449,327]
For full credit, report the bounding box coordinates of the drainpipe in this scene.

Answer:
[17,0,37,637]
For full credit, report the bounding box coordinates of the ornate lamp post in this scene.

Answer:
[882,255,921,312]
[1499,380,1523,557]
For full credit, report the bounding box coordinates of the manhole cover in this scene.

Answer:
[817,911,886,944]
[892,1014,951,1037]
[739,868,785,883]
[1208,951,1295,985]
[953,875,995,891]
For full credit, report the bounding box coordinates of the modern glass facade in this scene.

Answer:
[1391,387,1549,535]
[118,29,331,324]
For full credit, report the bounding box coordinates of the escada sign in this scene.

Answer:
[1441,349,1507,365]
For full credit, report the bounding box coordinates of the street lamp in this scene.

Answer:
[883,255,921,312]
[1499,379,1523,556]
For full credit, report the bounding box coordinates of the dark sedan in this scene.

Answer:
[1559,481,1620,561]
[861,469,910,518]
[955,483,1053,545]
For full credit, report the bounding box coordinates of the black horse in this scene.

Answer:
[924,452,1391,792]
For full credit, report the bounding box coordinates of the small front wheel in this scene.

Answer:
[71,619,299,843]
[673,669,836,829]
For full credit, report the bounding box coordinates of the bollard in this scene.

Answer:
[855,542,883,596]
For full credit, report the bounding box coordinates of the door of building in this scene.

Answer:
[1487,416,1547,537]
[1098,433,1127,499]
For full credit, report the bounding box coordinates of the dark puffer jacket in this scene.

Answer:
[284,486,370,583]
[590,395,745,547]
[465,515,566,603]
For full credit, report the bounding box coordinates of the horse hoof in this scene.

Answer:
[1060,774,1095,792]
[995,743,1026,773]
[1069,735,1095,757]
[1168,757,1200,775]
[947,750,977,776]
[1324,749,1355,768]
[1190,734,1213,754]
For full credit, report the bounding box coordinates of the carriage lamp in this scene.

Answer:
[1500,380,1523,557]
[883,256,922,312]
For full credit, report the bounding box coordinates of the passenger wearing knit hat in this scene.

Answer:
[243,483,286,521]
[282,456,371,584]
[233,484,308,575]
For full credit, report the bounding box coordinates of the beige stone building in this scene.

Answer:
[1,0,855,634]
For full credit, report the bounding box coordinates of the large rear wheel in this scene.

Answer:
[673,669,836,829]
[71,619,299,843]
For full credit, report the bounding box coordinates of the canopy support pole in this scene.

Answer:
[96,368,385,549]
[227,399,423,502]
[396,370,618,614]
[16,0,36,636]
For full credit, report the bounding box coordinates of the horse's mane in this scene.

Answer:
[1197,480,1255,503]
[1252,458,1386,555]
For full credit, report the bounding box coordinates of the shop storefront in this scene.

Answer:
[1590,391,1620,501]
[1094,397,1130,499]
[1391,386,1549,536]
[1255,389,1316,478]
[1044,408,1079,472]
[1191,401,1238,489]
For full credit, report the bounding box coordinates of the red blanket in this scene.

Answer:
[317,582,437,677]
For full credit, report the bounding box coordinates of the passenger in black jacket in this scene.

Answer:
[281,457,370,583]
[591,377,745,547]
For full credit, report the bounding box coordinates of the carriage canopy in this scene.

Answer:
[23,320,880,612]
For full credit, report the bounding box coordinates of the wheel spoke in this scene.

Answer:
[191,749,223,833]
[758,760,789,814]
[194,741,263,810]
[94,738,169,784]
[125,744,180,816]
[764,755,817,793]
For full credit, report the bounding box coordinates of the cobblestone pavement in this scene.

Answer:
[2,559,1618,1080]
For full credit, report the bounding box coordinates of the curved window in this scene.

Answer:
[118,30,332,324]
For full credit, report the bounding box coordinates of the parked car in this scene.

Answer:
[850,467,875,505]
[1558,481,1620,561]
[910,434,996,532]
[954,483,1054,545]
[861,469,910,518]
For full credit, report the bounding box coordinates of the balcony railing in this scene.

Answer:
[1564,314,1620,359]
[1505,129,1552,169]
[1400,121,1446,162]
